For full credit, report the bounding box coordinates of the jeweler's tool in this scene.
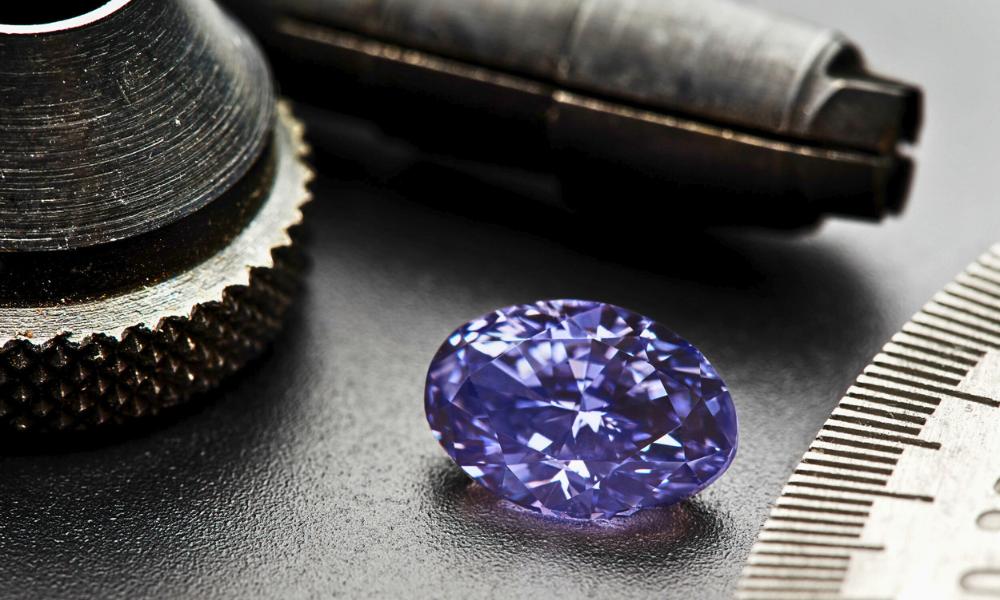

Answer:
[0,0,312,432]
[738,245,1000,599]
[225,0,921,229]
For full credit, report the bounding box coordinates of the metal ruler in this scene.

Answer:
[737,245,1000,599]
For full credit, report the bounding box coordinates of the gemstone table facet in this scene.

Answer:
[424,299,738,519]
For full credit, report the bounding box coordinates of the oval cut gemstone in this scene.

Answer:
[424,299,738,519]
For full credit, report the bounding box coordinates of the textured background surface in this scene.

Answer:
[3,1,999,598]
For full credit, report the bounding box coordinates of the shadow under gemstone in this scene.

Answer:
[425,458,730,568]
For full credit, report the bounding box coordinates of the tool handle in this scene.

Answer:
[226,0,921,228]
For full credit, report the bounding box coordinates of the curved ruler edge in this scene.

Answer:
[737,244,1000,600]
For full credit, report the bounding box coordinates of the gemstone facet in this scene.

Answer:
[425,299,738,519]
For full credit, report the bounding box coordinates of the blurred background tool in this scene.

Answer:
[225,0,922,229]
[0,0,311,433]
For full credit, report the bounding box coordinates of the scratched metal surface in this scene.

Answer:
[0,0,275,251]
[1,1,999,599]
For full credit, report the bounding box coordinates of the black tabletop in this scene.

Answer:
[2,1,997,598]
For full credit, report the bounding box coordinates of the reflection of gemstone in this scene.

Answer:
[424,299,738,519]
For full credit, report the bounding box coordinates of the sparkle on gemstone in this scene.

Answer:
[424,299,738,519]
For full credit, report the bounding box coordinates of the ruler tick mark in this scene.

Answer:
[862,372,998,407]
[869,360,963,386]
[908,318,999,350]
[936,296,1000,328]
[880,349,971,374]
[851,382,940,406]
[748,562,849,572]
[919,308,1000,345]
[948,283,1000,307]
[786,481,934,502]
[783,492,874,506]
[800,458,894,476]
[764,527,862,539]
[774,503,871,517]
[753,550,852,560]
[769,515,866,528]
[736,585,843,594]
[889,343,979,367]
[756,538,885,551]
[795,468,888,487]
[842,392,936,415]
[814,435,904,455]
[965,269,1000,292]
[828,414,923,436]
[836,403,927,425]
[821,425,941,449]
[897,329,988,357]
[742,573,846,582]
[808,445,899,465]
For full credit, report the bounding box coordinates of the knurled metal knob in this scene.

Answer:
[0,0,313,432]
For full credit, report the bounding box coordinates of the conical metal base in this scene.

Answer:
[0,2,312,432]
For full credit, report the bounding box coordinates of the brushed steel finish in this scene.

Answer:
[0,0,274,250]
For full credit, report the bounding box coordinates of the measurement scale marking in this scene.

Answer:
[842,393,936,415]
[801,458,893,475]
[869,361,963,386]
[807,447,898,466]
[859,372,997,406]
[826,415,922,436]
[906,318,1000,350]
[763,528,863,539]
[746,572,844,582]
[957,269,1000,289]
[755,539,886,551]
[850,382,940,406]
[794,469,888,487]
[775,503,871,517]
[946,285,1000,309]
[886,338,979,364]
[781,492,875,507]
[963,270,1000,291]
[785,481,933,502]
[917,309,1000,344]
[768,516,866,528]
[749,563,849,573]
[813,435,904,455]
[736,586,842,595]
[836,403,928,424]
[936,295,1000,325]
[739,246,1000,599]
[892,332,986,360]
[929,302,1000,341]
[819,425,940,449]
[877,351,970,375]
[753,551,853,561]
[737,593,891,600]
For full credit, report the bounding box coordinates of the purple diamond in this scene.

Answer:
[425,299,738,519]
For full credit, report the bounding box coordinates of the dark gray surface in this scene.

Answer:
[2,1,998,598]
